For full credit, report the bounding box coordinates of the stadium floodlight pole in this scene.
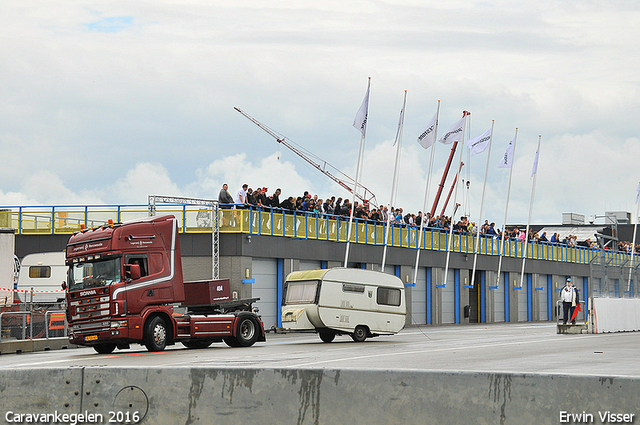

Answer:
[519,135,542,288]
[345,77,371,267]
[412,100,440,286]
[470,120,494,288]
[381,90,407,271]
[496,129,519,287]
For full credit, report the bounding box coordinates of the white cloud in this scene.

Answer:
[0,171,102,206]
[106,162,182,204]
[189,152,320,200]
[1,1,640,226]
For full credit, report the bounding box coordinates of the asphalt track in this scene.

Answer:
[2,322,638,376]
[2,323,639,425]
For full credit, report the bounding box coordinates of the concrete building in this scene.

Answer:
[10,205,633,332]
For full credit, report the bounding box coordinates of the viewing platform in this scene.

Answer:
[0,203,627,266]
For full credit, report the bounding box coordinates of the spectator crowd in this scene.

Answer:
[217,183,636,251]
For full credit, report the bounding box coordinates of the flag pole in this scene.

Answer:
[627,182,640,292]
[519,135,541,288]
[470,120,495,288]
[381,90,407,271]
[413,101,440,285]
[442,111,469,287]
[496,129,519,286]
[344,77,371,267]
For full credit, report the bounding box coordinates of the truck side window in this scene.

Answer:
[127,257,148,277]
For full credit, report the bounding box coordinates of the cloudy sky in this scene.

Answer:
[1,1,639,226]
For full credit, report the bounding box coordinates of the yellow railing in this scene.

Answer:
[0,205,615,265]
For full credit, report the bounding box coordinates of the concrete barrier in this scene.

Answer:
[0,338,77,355]
[1,367,638,425]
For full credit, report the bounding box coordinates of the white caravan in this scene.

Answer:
[16,252,67,303]
[281,268,406,342]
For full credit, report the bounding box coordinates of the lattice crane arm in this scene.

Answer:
[234,107,378,209]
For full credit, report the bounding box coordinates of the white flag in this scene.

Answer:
[636,182,640,204]
[417,113,437,149]
[466,127,491,157]
[438,115,466,145]
[498,139,514,168]
[531,148,539,178]
[353,80,370,135]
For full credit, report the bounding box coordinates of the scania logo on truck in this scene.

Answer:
[80,290,97,297]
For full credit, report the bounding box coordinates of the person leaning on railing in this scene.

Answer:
[218,184,606,251]
[246,188,257,206]
[217,183,234,208]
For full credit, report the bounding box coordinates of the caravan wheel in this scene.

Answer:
[351,325,368,342]
[319,330,335,343]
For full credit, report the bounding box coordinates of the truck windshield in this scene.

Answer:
[284,280,319,305]
[69,258,121,291]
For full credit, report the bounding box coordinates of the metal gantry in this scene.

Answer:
[148,195,220,280]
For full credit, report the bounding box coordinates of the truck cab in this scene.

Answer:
[65,215,265,353]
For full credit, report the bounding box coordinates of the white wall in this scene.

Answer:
[0,229,15,306]
[593,298,640,332]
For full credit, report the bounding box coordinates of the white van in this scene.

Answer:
[16,252,67,303]
[281,268,406,342]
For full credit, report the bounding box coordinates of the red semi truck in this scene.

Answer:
[64,215,265,354]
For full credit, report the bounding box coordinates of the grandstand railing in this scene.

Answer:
[0,204,628,265]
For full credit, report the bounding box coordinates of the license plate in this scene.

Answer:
[85,335,98,341]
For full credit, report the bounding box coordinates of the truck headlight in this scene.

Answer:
[110,320,128,329]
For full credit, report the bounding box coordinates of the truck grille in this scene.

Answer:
[71,321,110,334]
[70,296,111,333]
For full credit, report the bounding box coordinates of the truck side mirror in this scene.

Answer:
[125,264,141,281]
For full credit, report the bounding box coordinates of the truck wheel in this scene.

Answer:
[144,316,168,352]
[223,337,241,347]
[93,343,116,354]
[235,316,259,347]
[319,330,335,343]
[182,340,213,349]
[351,325,368,342]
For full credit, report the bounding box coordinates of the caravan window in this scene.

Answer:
[377,287,401,306]
[284,280,319,304]
[29,266,52,278]
[342,283,365,293]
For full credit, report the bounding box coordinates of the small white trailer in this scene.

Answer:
[16,252,67,303]
[281,268,406,342]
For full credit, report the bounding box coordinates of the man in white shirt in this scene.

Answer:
[560,277,578,324]
[235,184,248,208]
